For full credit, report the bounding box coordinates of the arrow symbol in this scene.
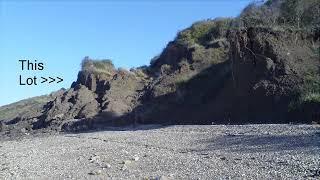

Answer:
[41,77,48,83]
[49,77,55,83]
[56,77,63,83]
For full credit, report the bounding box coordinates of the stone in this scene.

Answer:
[88,169,102,175]
[89,155,100,163]
[104,163,111,169]
[120,165,127,171]
[122,160,132,165]
[132,156,139,161]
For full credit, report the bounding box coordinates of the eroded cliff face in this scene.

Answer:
[228,27,319,123]
[27,31,232,130]
[0,26,319,134]
[31,68,150,131]
[131,27,319,125]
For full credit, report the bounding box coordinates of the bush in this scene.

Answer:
[238,0,320,29]
[134,69,148,78]
[81,56,115,74]
[289,70,320,111]
[176,18,232,46]
[239,1,280,28]
[278,0,320,28]
[302,92,320,103]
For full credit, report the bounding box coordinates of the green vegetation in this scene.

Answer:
[176,18,233,46]
[133,69,148,78]
[289,71,320,111]
[168,0,320,76]
[300,71,320,103]
[174,74,193,86]
[302,93,320,103]
[174,0,319,49]
[239,0,320,29]
[0,95,52,121]
[279,0,319,28]
[81,56,115,75]
[304,71,320,94]
[238,0,320,112]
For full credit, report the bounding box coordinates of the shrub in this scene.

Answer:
[203,18,233,42]
[238,0,320,29]
[81,56,115,74]
[302,92,320,103]
[134,69,148,78]
[278,0,320,28]
[239,1,280,28]
[304,71,320,94]
[176,18,232,46]
[289,70,320,111]
[192,45,227,64]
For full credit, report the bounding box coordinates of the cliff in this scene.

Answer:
[0,0,319,134]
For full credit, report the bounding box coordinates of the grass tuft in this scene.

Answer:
[81,56,115,75]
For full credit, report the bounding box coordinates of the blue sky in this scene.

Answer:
[0,0,252,106]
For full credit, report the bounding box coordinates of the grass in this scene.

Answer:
[238,0,320,30]
[302,92,320,103]
[289,71,320,111]
[81,57,115,75]
[0,95,52,121]
[173,0,319,49]
[174,74,194,86]
[176,18,232,46]
[194,46,227,64]
[134,69,148,78]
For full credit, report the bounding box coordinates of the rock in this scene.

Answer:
[33,85,100,130]
[157,176,170,180]
[120,165,127,171]
[132,156,139,161]
[103,163,111,169]
[20,128,27,133]
[0,122,3,132]
[1,19,319,135]
[60,119,93,132]
[220,157,226,161]
[88,169,102,175]
[146,175,170,180]
[122,160,132,165]
[89,155,100,163]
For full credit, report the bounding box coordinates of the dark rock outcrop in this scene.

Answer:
[32,85,99,130]
[28,66,150,131]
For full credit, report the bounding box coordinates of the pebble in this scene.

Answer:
[122,160,132,165]
[88,169,102,175]
[89,155,100,163]
[121,165,127,171]
[104,163,111,169]
[132,156,139,161]
[146,175,169,180]
[0,125,319,179]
